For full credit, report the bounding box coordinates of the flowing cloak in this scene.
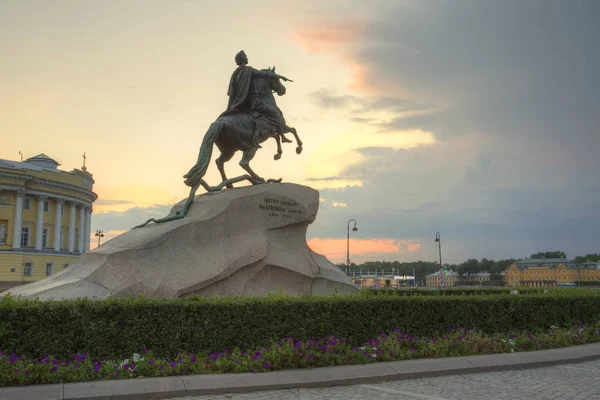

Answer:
[223,66,253,114]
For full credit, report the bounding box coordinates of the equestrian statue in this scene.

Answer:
[135,50,302,228]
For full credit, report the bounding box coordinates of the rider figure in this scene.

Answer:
[224,50,293,146]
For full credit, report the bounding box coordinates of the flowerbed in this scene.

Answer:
[2,322,600,387]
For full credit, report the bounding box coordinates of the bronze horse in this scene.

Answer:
[134,69,301,228]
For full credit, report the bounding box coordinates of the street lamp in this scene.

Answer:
[95,230,105,247]
[434,232,442,269]
[346,219,358,274]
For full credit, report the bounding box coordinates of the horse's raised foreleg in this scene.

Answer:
[215,149,236,188]
[240,147,265,183]
[284,125,303,154]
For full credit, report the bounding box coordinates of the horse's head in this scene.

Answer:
[267,66,286,96]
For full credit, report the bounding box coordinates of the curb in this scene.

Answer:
[2,343,600,400]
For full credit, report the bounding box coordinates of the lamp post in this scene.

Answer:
[95,230,105,247]
[434,232,442,268]
[346,219,358,274]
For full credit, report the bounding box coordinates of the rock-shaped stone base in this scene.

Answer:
[2,183,358,300]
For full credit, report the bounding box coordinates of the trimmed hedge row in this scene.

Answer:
[2,291,600,360]
[361,287,547,296]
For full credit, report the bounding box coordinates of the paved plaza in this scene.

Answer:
[168,359,600,400]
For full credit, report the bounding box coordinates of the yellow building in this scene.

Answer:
[426,268,459,287]
[504,259,600,287]
[0,154,97,290]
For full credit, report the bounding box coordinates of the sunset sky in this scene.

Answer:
[1,1,599,264]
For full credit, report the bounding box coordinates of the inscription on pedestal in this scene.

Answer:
[259,197,303,219]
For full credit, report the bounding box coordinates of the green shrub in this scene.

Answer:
[360,287,544,296]
[1,290,599,361]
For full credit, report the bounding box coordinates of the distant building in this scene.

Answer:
[426,268,459,287]
[504,259,600,287]
[0,154,97,290]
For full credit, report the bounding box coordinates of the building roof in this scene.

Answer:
[0,155,63,173]
[512,259,599,270]
[514,259,577,269]
[427,270,459,277]
[579,262,600,270]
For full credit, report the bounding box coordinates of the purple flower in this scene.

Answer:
[51,359,59,365]
[170,361,178,367]
[252,352,262,360]
[191,356,197,363]
[295,340,303,348]
[115,370,120,376]
[458,336,463,341]
[51,366,59,372]
[321,346,330,352]
[410,348,415,352]
[94,362,101,372]
[264,362,271,368]
[392,328,399,333]
[148,360,155,366]
[308,354,314,360]
[142,348,148,355]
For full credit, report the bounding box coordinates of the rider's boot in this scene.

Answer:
[278,124,292,143]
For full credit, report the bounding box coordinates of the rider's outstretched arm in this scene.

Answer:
[250,67,292,82]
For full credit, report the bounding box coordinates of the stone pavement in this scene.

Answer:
[168,359,600,400]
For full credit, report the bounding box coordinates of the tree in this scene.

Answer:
[574,254,600,263]
[530,251,567,260]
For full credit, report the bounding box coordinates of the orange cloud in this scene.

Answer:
[290,22,372,94]
[308,238,421,262]
[290,24,359,54]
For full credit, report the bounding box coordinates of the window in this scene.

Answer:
[46,263,53,277]
[21,227,30,247]
[42,228,49,248]
[24,198,31,210]
[43,201,49,212]
[23,262,33,276]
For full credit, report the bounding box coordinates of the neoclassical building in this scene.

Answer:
[504,259,600,287]
[0,154,97,290]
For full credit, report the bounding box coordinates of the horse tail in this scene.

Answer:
[183,120,224,187]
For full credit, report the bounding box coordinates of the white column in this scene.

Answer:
[53,198,64,252]
[34,195,47,250]
[78,205,85,253]
[84,207,92,252]
[12,189,25,249]
[68,201,77,253]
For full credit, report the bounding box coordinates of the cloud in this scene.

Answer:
[94,199,135,206]
[308,237,421,263]
[297,1,600,261]
[91,204,174,232]
[332,202,347,208]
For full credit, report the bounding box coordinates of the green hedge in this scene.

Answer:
[2,291,600,361]
[361,287,544,296]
